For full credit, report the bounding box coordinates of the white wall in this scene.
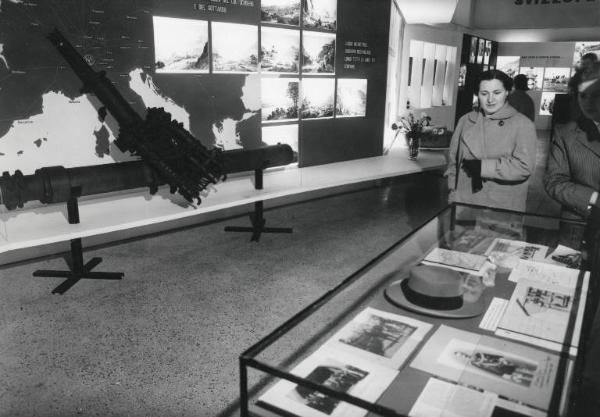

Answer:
[395,24,464,132]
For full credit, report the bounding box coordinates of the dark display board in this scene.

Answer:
[0,0,390,174]
[455,34,498,125]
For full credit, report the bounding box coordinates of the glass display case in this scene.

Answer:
[240,203,600,417]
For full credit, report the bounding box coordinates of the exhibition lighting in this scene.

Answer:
[395,0,459,24]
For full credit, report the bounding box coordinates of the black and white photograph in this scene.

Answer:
[521,66,544,91]
[325,307,432,368]
[261,124,299,160]
[483,40,492,65]
[301,78,335,119]
[261,0,301,26]
[476,38,485,64]
[261,78,299,122]
[573,41,600,69]
[469,37,478,64]
[212,22,258,73]
[496,56,520,78]
[303,0,337,31]
[335,79,367,118]
[261,27,300,73]
[542,67,570,93]
[258,346,398,417]
[539,92,556,116]
[302,31,336,74]
[153,16,209,73]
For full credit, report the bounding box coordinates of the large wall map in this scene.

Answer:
[0,0,389,174]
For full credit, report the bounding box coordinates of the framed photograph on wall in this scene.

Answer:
[303,0,337,31]
[212,22,258,73]
[483,40,492,65]
[573,41,600,69]
[542,67,570,93]
[301,78,335,119]
[540,92,556,116]
[261,78,300,122]
[496,56,520,79]
[153,16,209,73]
[261,27,300,73]
[476,38,485,64]
[302,31,336,74]
[469,37,478,64]
[261,0,301,26]
[335,78,368,118]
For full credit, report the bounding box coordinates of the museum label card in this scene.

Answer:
[423,247,488,273]
[258,346,398,417]
[484,238,548,269]
[323,307,433,369]
[410,325,559,410]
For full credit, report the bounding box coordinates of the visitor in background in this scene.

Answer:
[580,52,598,72]
[544,62,600,219]
[508,74,535,122]
[446,69,537,212]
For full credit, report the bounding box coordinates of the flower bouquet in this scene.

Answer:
[391,112,432,160]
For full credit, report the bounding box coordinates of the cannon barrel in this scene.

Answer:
[0,144,294,210]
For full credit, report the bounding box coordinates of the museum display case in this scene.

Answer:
[240,203,599,417]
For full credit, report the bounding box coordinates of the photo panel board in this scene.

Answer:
[496,56,520,79]
[408,40,424,109]
[261,27,300,73]
[542,67,570,93]
[432,44,447,107]
[212,22,258,73]
[476,38,485,65]
[483,40,492,65]
[335,78,367,117]
[301,78,335,119]
[153,16,209,73]
[573,41,600,69]
[302,31,336,74]
[303,0,337,31]
[261,124,299,161]
[469,37,477,64]
[261,77,300,122]
[420,42,435,109]
[539,92,556,116]
[520,67,544,91]
[261,0,301,26]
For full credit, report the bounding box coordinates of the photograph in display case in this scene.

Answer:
[261,78,299,122]
[258,346,397,417]
[261,27,300,73]
[324,307,432,369]
[542,67,570,93]
[495,56,520,78]
[302,31,336,74]
[261,0,301,26]
[423,247,488,273]
[484,238,548,269]
[335,79,367,118]
[539,92,556,116]
[411,326,559,410]
[303,0,337,31]
[212,22,258,73]
[520,67,544,91]
[153,16,209,73]
[301,78,335,119]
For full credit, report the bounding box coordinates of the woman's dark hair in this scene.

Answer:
[474,69,513,95]
[513,74,529,91]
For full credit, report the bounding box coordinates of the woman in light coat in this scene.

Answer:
[446,70,537,212]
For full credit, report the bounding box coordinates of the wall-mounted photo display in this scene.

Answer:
[573,41,600,70]
[261,78,300,122]
[469,37,477,64]
[301,78,335,119]
[261,124,299,160]
[212,22,258,73]
[302,0,337,31]
[335,78,367,117]
[483,40,492,65]
[540,92,556,116]
[542,67,570,93]
[302,31,336,74]
[476,38,485,65]
[458,64,467,87]
[261,0,301,26]
[153,16,209,73]
[520,67,544,91]
[496,56,520,78]
[261,27,300,73]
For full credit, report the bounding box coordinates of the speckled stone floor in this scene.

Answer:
[3,130,596,417]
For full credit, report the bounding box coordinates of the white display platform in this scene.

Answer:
[0,149,447,258]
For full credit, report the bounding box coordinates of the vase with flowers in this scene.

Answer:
[396,112,432,160]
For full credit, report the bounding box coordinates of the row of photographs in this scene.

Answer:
[262,78,367,121]
[496,57,571,93]
[153,16,336,74]
[262,0,337,30]
[258,307,559,416]
[468,37,493,66]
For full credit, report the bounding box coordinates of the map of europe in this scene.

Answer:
[0,0,261,175]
